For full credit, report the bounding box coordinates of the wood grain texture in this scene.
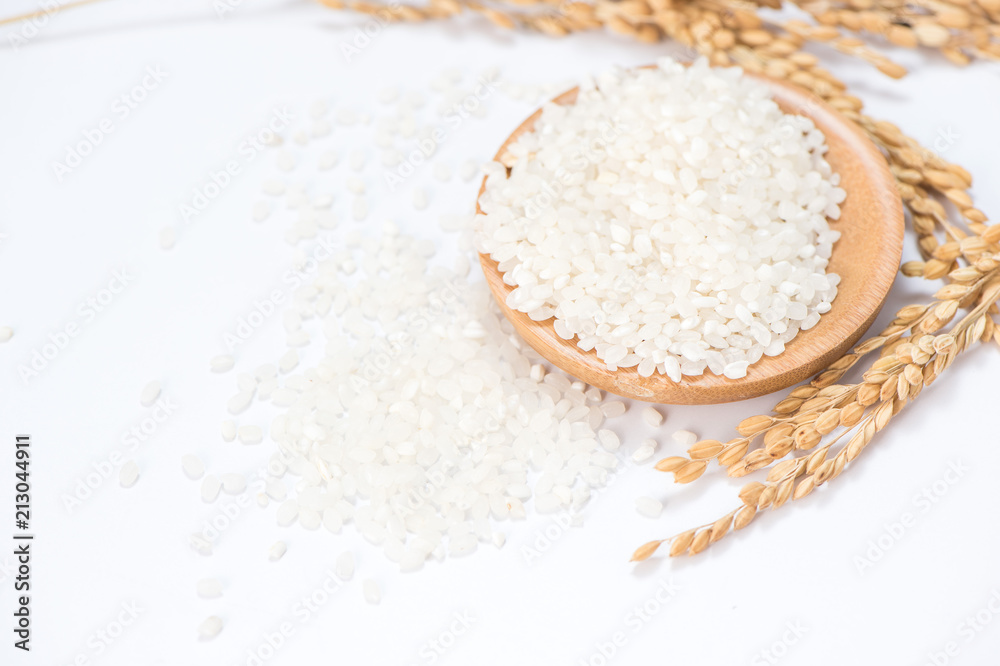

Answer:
[476,70,904,405]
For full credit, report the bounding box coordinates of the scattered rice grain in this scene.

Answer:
[119,460,139,488]
[182,454,204,480]
[198,616,223,640]
[140,380,161,407]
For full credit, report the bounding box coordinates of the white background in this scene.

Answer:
[2,2,1000,665]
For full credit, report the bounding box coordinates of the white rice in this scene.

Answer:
[119,460,140,488]
[210,354,235,373]
[237,425,262,445]
[221,473,246,494]
[140,380,160,407]
[196,578,223,598]
[363,579,381,605]
[200,475,221,502]
[268,541,287,561]
[635,496,663,518]
[642,407,664,427]
[182,454,205,480]
[477,57,844,380]
[336,551,355,580]
[631,439,657,463]
[198,616,223,640]
[671,429,699,448]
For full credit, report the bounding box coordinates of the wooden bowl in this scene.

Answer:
[476,71,904,405]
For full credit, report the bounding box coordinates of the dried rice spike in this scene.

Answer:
[631,540,664,562]
[674,460,709,484]
[668,530,696,557]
